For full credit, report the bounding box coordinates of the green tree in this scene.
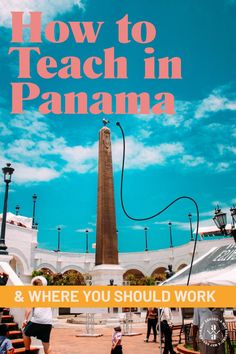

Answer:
[32,269,85,285]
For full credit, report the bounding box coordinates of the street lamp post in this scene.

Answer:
[213,205,236,243]
[0,163,14,255]
[144,227,148,251]
[188,213,194,241]
[168,221,173,248]
[15,205,20,216]
[32,194,37,229]
[85,229,89,253]
[57,226,61,252]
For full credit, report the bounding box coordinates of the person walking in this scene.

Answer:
[144,307,158,342]
[22,276,52,354]
[111,326,123,354]
[160,308,176,354]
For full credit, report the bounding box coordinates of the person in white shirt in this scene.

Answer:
[161,308,176,354]
[161,308,173,326]
[22,276,52,354]
[111,326,123,354]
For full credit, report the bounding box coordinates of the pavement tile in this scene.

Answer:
[50,326,169,354]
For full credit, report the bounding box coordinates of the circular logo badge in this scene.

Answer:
[199,316,228,347]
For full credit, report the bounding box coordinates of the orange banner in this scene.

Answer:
[0,286,236,308]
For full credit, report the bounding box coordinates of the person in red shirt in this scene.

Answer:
[144,307,158,342]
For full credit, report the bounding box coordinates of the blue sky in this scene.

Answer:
[0,0,235,253]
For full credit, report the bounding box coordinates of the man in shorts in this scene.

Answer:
[22,276,52,354]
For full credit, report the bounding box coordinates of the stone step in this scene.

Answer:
[3,308,10,315]
[6,322,19,330]
[1,309,39,354]
[11,338,26,349]
[14,348,39,353]
[1,314,14,323]
[8,330,22,339]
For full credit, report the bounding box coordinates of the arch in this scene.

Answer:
[9,248,29,274]
[36,263,57,274]
[62,269,85,285]
[151,266,167,281]
[123,269,145,280]
[40,267,54,275]
[9,256,25,278]
[60,265,85,274]
[148,262,169,275]
[176,263,187,271]
[122,264,147,275]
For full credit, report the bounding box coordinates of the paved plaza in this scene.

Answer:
[50,325,167,354]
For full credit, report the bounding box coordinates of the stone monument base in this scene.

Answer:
[91,264,124,286]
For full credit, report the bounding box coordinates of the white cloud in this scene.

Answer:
[215,162,230,172]
[61,142,98,174]
[0,149,59,184]
[2,108,186,183]
[126,225,147,231]
[61,137,184,174]
[88,221,96,227]
[138,128,152,139]
[154,220,189,230]
[195,218,215,228]
[134,87,236,129]
[218,144,236,155]
[155,218,216,230]
[5,137,66,164]
[0,122,12,136]
[75,228,94,233]
[13,163,60,183]
[180,154,206,167]
[112,138,184,170]
[195,89,236,119]
[161,115,182,127]
[161,101,192,128]
[10,111,55,139]
[0,0,85,28]
[134,100,192,128]
[3,84,236,185]
[0,110,67,184]
[200,210,215,218]
[134,112,155,121]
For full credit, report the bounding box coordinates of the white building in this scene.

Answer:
[1,213,233,284]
